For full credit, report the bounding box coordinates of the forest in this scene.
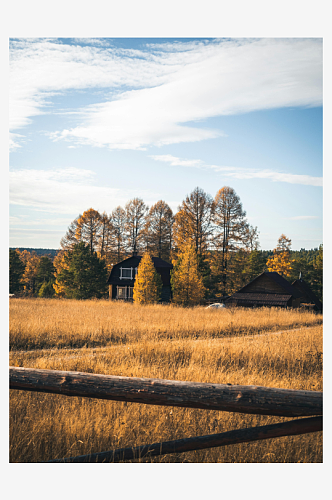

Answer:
[9,186,323,304]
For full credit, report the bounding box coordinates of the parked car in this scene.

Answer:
[206,303,225,309]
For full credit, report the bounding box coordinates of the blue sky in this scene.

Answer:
[9,37,323,251]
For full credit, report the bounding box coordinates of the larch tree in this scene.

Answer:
[19,250,40,295]
[109,206,127,264]
[171,244,205,307]
[97,211,114,272]
[75,208,102,254]
[53,250,69,297]
[125,198,148,255]
[266,234,292,277]
[144,200,174,261]
[133,252,162,304]
[212,186,250,296]
[60,217,80,251]
[173,187,214,257]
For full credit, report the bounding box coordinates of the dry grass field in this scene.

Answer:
[9,298,323,463]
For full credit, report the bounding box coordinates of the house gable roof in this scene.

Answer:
[291,279,322,310]
[107,254,173,285]
[234,272,302,298]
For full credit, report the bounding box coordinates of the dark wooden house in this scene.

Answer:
[225,271,303,308]
[107,254,173,302]
[291,278,322,312]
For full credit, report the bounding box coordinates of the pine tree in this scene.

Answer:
[55,242,108,299]
[34,256,56,295]
[171,245,205,306]
[133,253,162,304]
[9,249,25,294]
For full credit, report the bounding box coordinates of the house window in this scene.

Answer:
[117,286,127,299]
[128,287,134,299]
[120,267,133,279]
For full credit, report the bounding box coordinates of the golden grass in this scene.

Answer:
[10,298,322,350]
[9,299,323,463]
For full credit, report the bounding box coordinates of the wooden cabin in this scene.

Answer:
[107,254,173,302]
[225,271,303,308]
[291,278,322,312]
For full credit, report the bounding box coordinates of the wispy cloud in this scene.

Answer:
[149,154,205,167]
[10,38,322,151]
[151,154,323,187]
[287,216,319,220]
[9,167,165,215]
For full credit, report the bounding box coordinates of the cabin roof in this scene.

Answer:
[107,254,173,285]
[239,271,302,298]
[291,279,322,310]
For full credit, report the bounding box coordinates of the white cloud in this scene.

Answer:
[287,216,319,220]
[151,154,323,187]
[9,167,162,215]
[222,169,323,186]
[149,154,204,167]
[10,38,322,150]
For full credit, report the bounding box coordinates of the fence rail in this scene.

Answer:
[9,366,323,463]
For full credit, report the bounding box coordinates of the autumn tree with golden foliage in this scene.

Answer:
[19,250,40,295]
[53,250,70,297]
[133,253,162,304]
[266,234,293,277]
[171,245,205,307]
[173,187,214,256]
[75,208,102,254]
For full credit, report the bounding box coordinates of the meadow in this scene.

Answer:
[9,298,323,463]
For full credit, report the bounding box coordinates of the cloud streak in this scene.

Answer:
[151,154,323,187]
[9,167,168,215]
[10,38,322,150]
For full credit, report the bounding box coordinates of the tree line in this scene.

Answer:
[9,186,323,303]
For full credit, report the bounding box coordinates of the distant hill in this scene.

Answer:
[10,248,59,258]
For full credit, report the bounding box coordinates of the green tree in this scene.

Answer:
[171,245,205,306]
[243,249,266,283]
[9,249,25,294]
[35,256,56,294]
[311,244,323,301]
[55,242,108,299]
[38,281,55,298]
[133,252,162,304]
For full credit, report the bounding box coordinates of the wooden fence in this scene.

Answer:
[9,366,323,463]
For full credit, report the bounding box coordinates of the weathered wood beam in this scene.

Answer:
[45,416,323,463]
[9,367,322,417]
